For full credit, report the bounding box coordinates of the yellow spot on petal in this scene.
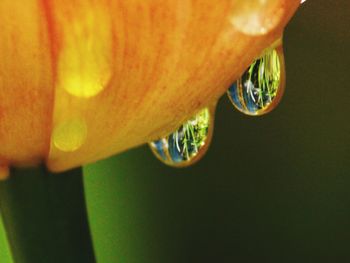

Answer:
[57,7,112,98]
[60,72,109,98]
[52,119,87,152]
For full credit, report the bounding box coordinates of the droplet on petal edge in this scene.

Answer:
[227,41,285,116]
[0,165,9,181]
[149,107,215,168]
[230,0,284,36]
[52,118,88,152]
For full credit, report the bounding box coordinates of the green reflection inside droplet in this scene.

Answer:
[149,107,213,168]
[227,45,285,116]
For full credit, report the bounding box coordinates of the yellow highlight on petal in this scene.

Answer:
[52,119,87,152]
[61,71,109,98]
[57,7,112,98]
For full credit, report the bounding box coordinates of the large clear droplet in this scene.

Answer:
[227,42,285,116]
[149,107,215,167]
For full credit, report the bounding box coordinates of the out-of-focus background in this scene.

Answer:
[1,1,350,262]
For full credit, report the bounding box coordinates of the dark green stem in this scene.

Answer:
[0,166,96,263]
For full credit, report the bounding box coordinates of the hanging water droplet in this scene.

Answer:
[149,107,215,167]
[227,42,285,116]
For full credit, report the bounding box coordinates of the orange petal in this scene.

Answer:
[46,0,300,171]
[0,0,53,167]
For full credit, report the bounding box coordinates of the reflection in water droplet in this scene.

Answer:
[52,118,87,152]
[230,0,284,36]
[227,42,285,116]
[149,107,214,167]
[301,0,306,3]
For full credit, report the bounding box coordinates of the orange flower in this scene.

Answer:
[0,0,300,174]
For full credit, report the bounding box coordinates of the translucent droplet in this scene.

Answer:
[300,0,306,3]
[227,42,285,116]
[149,107,215,167]
[230,0,284,36]
[52,118,87,152]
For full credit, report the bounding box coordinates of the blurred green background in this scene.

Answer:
[1,1,350,262]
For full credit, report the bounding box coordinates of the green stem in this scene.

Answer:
[0,166,96,263]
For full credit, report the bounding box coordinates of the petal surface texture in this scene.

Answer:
[0,0,53,166]
[0,1,300,171]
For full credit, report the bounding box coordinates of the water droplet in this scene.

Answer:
[52,118,87,152]
[230,0,284,36]
[300,0,306,4]
[149,107,215,167]
[227,42,285,116]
